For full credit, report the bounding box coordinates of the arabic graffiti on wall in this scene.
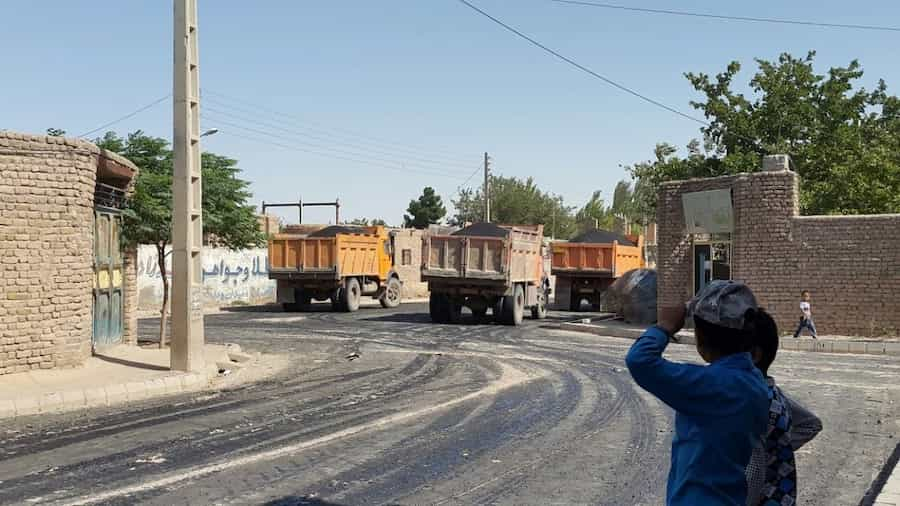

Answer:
[137,245,275,310]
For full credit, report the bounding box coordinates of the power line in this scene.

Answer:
[551,0,900,33]
[202,89,476,165]
[455,0,707,126]
[458,164,482,189]
[203,113,468,178]
[77,95,170,138]
[203,104,475,172]
[206,122,468,180]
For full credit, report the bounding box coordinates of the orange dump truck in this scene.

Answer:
[551,230,644,311]
[268,225,402,312]
[422,223,549,326]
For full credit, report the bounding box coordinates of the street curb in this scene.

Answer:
[546,322,900,357]
[0,371,211,421]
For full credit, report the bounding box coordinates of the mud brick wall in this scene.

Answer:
[657,169,900,337]
[391,228,427,299]
[0,133,97,372]
[0,131,138,374]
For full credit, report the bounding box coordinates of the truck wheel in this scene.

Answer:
[379,277,402,309]
[331,287,345,312]
[569,293,582,312]
[296,289,312,311]
[532,288,549,320]
[502,285,525,326]
[493,298,505,323]
[343,278,362,312]
[429,293,449,323]
[447,301,463,324]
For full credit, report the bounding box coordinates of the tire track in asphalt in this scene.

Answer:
[1,353,475,503]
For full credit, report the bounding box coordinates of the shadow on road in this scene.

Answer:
[263,497,402,506]
[362,312,495,326]
[221,304,284,313]
[93,353,170,371]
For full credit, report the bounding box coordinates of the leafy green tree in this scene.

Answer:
[574,191,614,232]
[347,218,389,226]
[96,130,264,346]
[404,187,446,229]
[452,175,576,238]
[574,180,642,234]
[629,52,900,216]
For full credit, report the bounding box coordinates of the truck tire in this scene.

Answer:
[493,298,505,323]
[331,287,345,312]
[502,284,525,326]
[447,300,463,324]
[531,293,548,320]
[569,292,582,312]
[379,277,402,309]
[283,289,311,312]
[343,278,362,312]
[429,293,449,323]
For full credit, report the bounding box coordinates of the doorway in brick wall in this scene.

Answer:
[693,234,732,295]
[92,184,126,350]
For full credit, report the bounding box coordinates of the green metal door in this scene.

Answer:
[93,209,124,348]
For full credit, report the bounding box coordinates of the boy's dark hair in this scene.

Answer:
[801,290,810,296]
[694,310,758,357]
[748,309,779,375]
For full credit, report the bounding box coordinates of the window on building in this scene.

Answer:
[401,249,412,266]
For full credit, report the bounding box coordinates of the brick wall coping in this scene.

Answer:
[0,130,138,175]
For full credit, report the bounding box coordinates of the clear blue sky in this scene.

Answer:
[2,1,898,225]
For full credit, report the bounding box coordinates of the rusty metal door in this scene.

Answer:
[93,210,124,348]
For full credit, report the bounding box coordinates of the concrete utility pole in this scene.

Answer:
[171,0,205,372]
[484,152,491,223]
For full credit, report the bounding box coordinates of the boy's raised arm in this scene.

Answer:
[626,326,739,419]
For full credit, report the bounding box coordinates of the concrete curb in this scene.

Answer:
[547,322,900,357]
[0,371,211,420]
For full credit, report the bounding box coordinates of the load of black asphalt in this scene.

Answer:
[451,222,509,238]
[308,225,369,238]
[569,228,636,246]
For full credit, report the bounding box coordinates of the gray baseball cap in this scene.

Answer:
[687,280,758,330]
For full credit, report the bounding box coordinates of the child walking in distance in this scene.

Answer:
[746,309,822,505]
[793,290,818,339]
[626,280,769,506]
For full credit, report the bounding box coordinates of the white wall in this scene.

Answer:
[137,245,275,310]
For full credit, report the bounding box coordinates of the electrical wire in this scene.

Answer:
[203,113,468,178]
[77,95,170,138]
[458,165,483,189]
[202,89,476,165]
[551,0,900,33]
[455,0,707,126]
[456,0,767,151]
[203,104,476,173]
[205,123,469,180]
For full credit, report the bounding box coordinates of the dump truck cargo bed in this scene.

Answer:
[551,235,643,278]
[422,224,544,286]
[268,231,382,279]
[551,231,644,311]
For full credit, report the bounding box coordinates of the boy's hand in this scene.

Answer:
[658,305,686,337]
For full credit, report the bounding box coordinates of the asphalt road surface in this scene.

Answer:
[0,303,898,506]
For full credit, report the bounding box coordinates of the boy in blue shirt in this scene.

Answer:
[626,280,769,505]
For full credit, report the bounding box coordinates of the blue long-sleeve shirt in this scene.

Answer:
[625,326,769,506]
